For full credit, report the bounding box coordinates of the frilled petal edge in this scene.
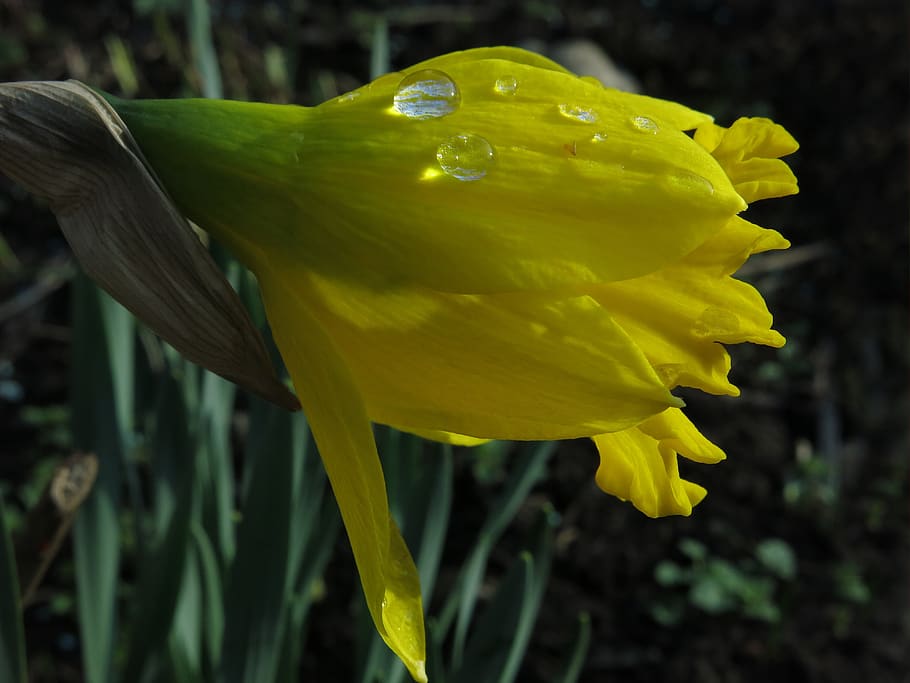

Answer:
[694,117,799,203]
[593,408,724,517]
[590,216,787,397]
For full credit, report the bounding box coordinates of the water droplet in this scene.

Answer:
[692,306,740,338]
[494,76,518,95]
[558,103,599,123]
[631,115,659,133]
[393,69,460,119]
[336,91,360,104]
[436,133,495,181]
[591,131,609,142]
[669,172,715,196]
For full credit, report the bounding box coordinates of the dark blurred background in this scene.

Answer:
[0,1,907,681]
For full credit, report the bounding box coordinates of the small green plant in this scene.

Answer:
[651,537,797,626]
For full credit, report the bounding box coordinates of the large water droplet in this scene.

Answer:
[558,103,599,123]
[631,115,659,133]
[393,69,460,119]
[436,134,495,181]
[494,76,518,95]
[669,172,715,196]
[692,306,740,338]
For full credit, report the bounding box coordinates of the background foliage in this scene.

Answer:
[0,1,907,681]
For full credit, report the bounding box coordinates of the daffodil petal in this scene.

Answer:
[593,407,724,516]
[296,271,681,440]
[637,407,726,465]
[257,269,426,682]
[295,59,744,293]
[590,217,786,396]
[682,216,790,277]
[695,117,799,203]
[407,46,573,75]
[593,412,711,518]
[412,48,713,132]
[116,49,747,295]
[397,426,491,447]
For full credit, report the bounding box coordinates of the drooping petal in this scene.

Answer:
[592,408,723,517]
[292,269,681,440]
[695,117,799,203]
[256,268,426,683]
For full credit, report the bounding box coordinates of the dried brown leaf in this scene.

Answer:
[0,80,299,410]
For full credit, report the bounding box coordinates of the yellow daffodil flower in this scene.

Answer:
[5,47,797,681]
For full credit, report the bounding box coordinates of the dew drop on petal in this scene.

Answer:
[393,69,460,119]
[692,306,740,338]
[494,76,518,95]
[336,91,360,104]
[436,133,495,181]
[591,131,609,142]
[558,103,599,123]
[631,115,659,133]
[668,172,715,196]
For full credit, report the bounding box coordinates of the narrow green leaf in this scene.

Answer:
[122,393,197,681]
[187,0,222,98]
[498,506,558,683]
[278,491,341,681]
[446,441,556,665]
[71,275,133,683]
[555,613,591,683]
[451,554,534,683]
[219,400,300,683]
[369,15,390,80]
[194,256,244,569]
[190,523,225,666]
[167,535,205,681]
[0,493,25,683]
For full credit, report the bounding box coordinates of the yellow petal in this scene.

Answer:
[405,46,573,75]
[298,56,744,293]
[411,48,714,131]
[637,408,726,465]
[593,408,721,517]
[257,268,426,682]
[397,426,491,447]
[115,49,745,295]
[590,217,786,396]
[682,216,790,277]
[695,117,799,203]
[296,270,681,440]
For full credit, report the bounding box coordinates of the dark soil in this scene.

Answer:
[0,1,907,682]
